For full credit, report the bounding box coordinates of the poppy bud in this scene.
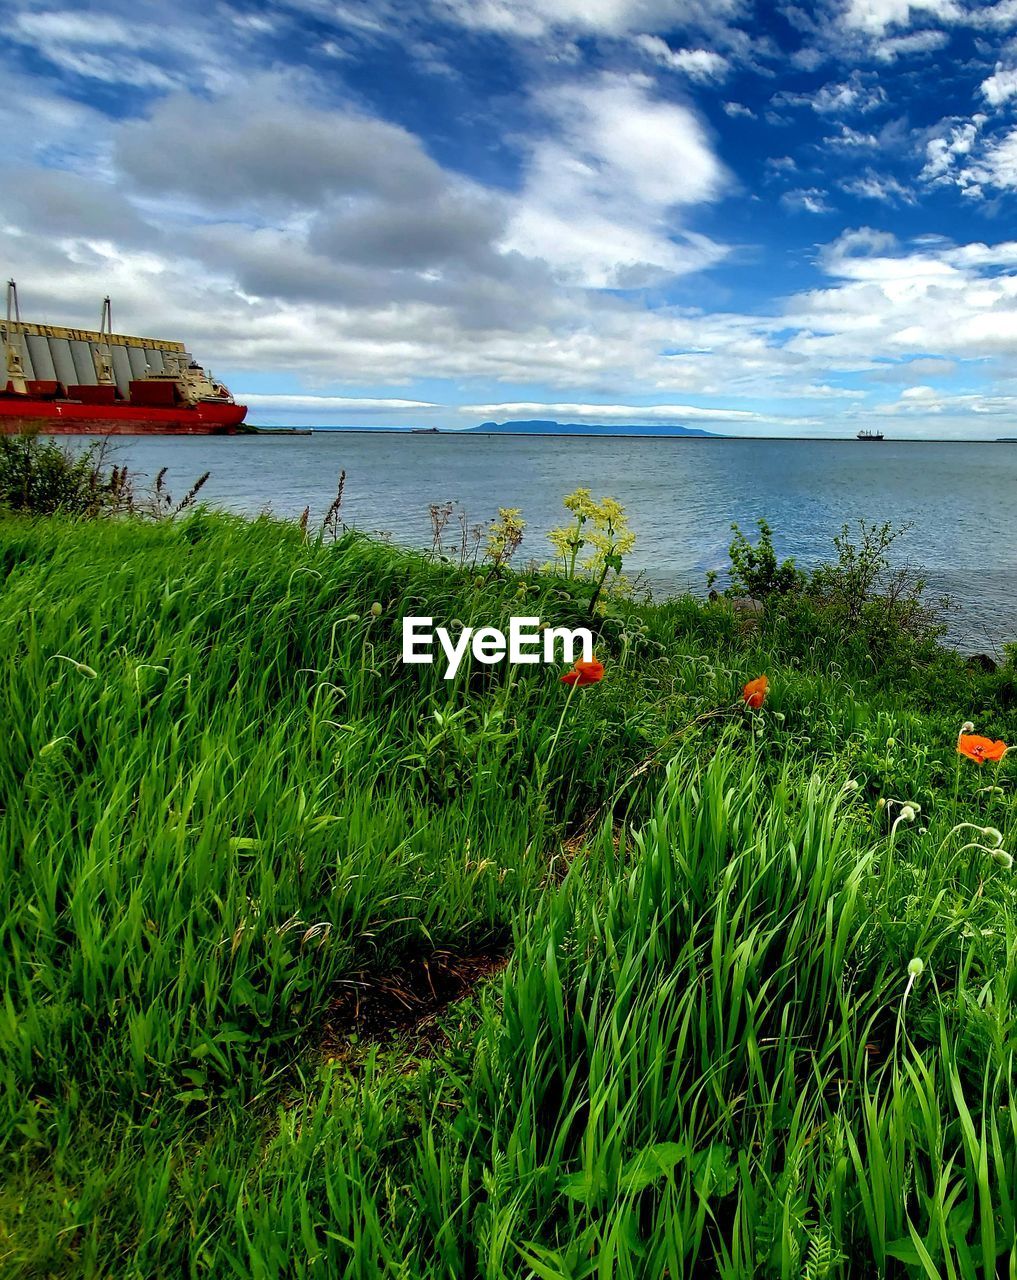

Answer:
[907,957,924,978]
[370,602,382,618]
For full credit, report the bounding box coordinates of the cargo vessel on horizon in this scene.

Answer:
[0,282,247,435]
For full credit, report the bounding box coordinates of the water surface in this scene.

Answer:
[92,433,1017,653]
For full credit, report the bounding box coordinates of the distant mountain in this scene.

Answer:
[466,419,721,438]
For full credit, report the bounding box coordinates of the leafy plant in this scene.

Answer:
[726,517,805,599]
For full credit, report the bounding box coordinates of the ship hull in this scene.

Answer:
[0,397,247,436]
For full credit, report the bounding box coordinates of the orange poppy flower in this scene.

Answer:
[957,734,1007,764]
[561,658,605,687]
[743,675,768,709]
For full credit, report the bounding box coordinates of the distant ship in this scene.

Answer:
[857,429,885,441]
[1,281,247,435]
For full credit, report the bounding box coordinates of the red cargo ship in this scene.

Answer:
[1,282,247,435]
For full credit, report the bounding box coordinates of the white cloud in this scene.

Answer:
[968,0,1017,29]
[871,27,949,58]
[504,74,728,287]
[970,127,1017,189]
[774,72,887,115]
[921,115,985,181]
[882,387,1017,416]
[921,115,1017,195]
[458,400,760,421]
[6,10,138,45]
[781,187,833,213]
[431,0,746,39]
[840,0,962,37]
[240,395,441,413]
[981,65,1017,105]
[841,170,914,201]
[633,35,730,78]
[824,123,880,147]
[723,100,756,117]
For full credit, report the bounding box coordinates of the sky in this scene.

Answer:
[3,1,1017,436]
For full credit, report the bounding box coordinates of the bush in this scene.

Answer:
[0,432,207,518]
[725,518,805,598]
[0,433,132,516]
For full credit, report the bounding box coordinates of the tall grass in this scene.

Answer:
[1,511,1015,1277]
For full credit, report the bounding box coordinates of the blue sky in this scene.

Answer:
[3,0,1017,435]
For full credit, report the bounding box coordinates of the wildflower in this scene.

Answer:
[370,601,383,617]
[561,658,605,687]
[957,734,1008,764]
[742,675,768,709]
[991,850,1014,870]
[485,508,525,568]
[907,957,924,978]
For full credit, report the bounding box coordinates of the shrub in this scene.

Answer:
[725,518,805,599]
[809,519,948,649]
[0,433,132,516]
[0,431,208,519]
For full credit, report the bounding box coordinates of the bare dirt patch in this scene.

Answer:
[321,946,510,1062]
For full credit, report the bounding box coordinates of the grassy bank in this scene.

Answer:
[2,510,1017,1277]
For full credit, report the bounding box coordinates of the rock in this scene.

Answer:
[966,653,998,674]
[730,597,765,615]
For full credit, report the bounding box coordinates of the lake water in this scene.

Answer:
[91,432,1017,654]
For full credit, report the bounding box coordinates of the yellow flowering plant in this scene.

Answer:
[485,507,525,569]
[548,489,636,614]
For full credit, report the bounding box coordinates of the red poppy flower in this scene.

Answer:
[742,675,768,709]
[561,658,605,686]
[957,734,1007,764]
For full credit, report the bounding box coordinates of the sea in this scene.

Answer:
[87,432,1017,655]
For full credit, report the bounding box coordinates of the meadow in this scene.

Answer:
[2,465,1017,1277]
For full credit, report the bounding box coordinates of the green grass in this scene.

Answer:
[1,510,1017,1277]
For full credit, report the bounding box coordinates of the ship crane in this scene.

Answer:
[2,280,28,396]
[94,295,115,386]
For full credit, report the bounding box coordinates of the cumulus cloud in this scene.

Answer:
[840,0,962,37]
[919,114,1017,197]
[981,64,1017,105]
[774,71,887,114]
[921,116,985,182]
[632,35,730,79]
[504,74,729,287]
[116,80,450,209]
[781,187,833,213]
[6,2,1017,435]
